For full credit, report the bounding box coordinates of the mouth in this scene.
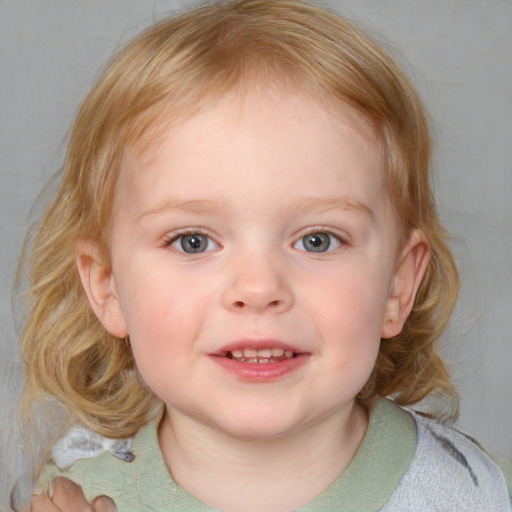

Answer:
[219,347,297,364]
[211,342,308,381]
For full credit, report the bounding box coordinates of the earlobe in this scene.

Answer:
[75,239,129,338]
[381,230,430,339]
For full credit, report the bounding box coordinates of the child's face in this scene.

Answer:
[81,87,425,439]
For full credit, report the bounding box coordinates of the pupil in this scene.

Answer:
[305,233,330,252]
[182,234,207,253]
[310,235,323,246]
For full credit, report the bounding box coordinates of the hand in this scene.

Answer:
[30,478,117,512]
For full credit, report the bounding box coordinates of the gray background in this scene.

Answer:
[1,0,511,508]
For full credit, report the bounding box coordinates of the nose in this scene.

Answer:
[221,250,294,314]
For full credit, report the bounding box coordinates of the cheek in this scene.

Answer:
[303,262,390,386]
[124,284,203,396]
[318,286,383,389]
[117,264,218,361]
[315,266,390,336]
[119,261,198,324]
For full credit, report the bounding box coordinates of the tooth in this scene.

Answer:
[271,348,285,357]
[258,358,269,363]
[257,348,272,358]
[247,358,258,363]
[285,351,294,358]
[243,348,258,358]
[231,349,243,358]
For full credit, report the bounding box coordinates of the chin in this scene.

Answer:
[207,407,309,442]
[219,422,299,442]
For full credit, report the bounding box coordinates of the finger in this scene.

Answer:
[51,478,92,512]
[92,496,117,512]
[30,492,61,512]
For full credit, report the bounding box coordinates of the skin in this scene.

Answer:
[35,88,428,512]
[30,478,116,512]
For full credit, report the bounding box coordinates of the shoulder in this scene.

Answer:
[39,409,213,512]
[39,411,165,511]
[382,411,511,511]
[39,426,145,510]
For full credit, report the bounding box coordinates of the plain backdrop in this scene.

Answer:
[1,0,511,508]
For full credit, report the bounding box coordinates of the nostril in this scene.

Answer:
[232,299,282,310]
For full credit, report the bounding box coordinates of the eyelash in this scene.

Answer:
[161,227,347,255]
[293,228,346,253]
[162,229,220,254]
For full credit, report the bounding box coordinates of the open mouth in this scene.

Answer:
[220,347,297,364]
[211,344,308,381]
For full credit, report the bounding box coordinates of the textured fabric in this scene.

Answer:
[381,412,511,511]
[40,398,511,511]
[490,453,512,499]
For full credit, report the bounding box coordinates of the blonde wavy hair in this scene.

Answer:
[19,0,459,440]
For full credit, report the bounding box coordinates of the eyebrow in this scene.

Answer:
[138,196,374,221]
[138,198,228,221]
[282,197,375,220]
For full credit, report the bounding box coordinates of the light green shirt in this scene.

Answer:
[41,398,512,511]
[41,398,416,511]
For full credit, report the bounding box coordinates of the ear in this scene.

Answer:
[381,230,430,339]
[75,239,129,338]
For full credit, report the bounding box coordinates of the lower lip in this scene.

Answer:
[210,354,309,382]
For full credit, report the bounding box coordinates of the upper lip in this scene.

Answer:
[212,339,306,356]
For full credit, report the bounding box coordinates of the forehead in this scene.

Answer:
[127,86,381,165]
[114,87,387,217]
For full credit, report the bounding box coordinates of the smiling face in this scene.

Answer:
[77,87,428,440]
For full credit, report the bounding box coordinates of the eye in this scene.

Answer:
[294,232,342,253]
[169,232,218,254]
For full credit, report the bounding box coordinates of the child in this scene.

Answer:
[20,0,511,510]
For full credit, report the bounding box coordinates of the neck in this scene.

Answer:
[158,401,368,512]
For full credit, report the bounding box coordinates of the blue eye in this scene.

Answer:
[171,233,217,254]
[294,232,341,253]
